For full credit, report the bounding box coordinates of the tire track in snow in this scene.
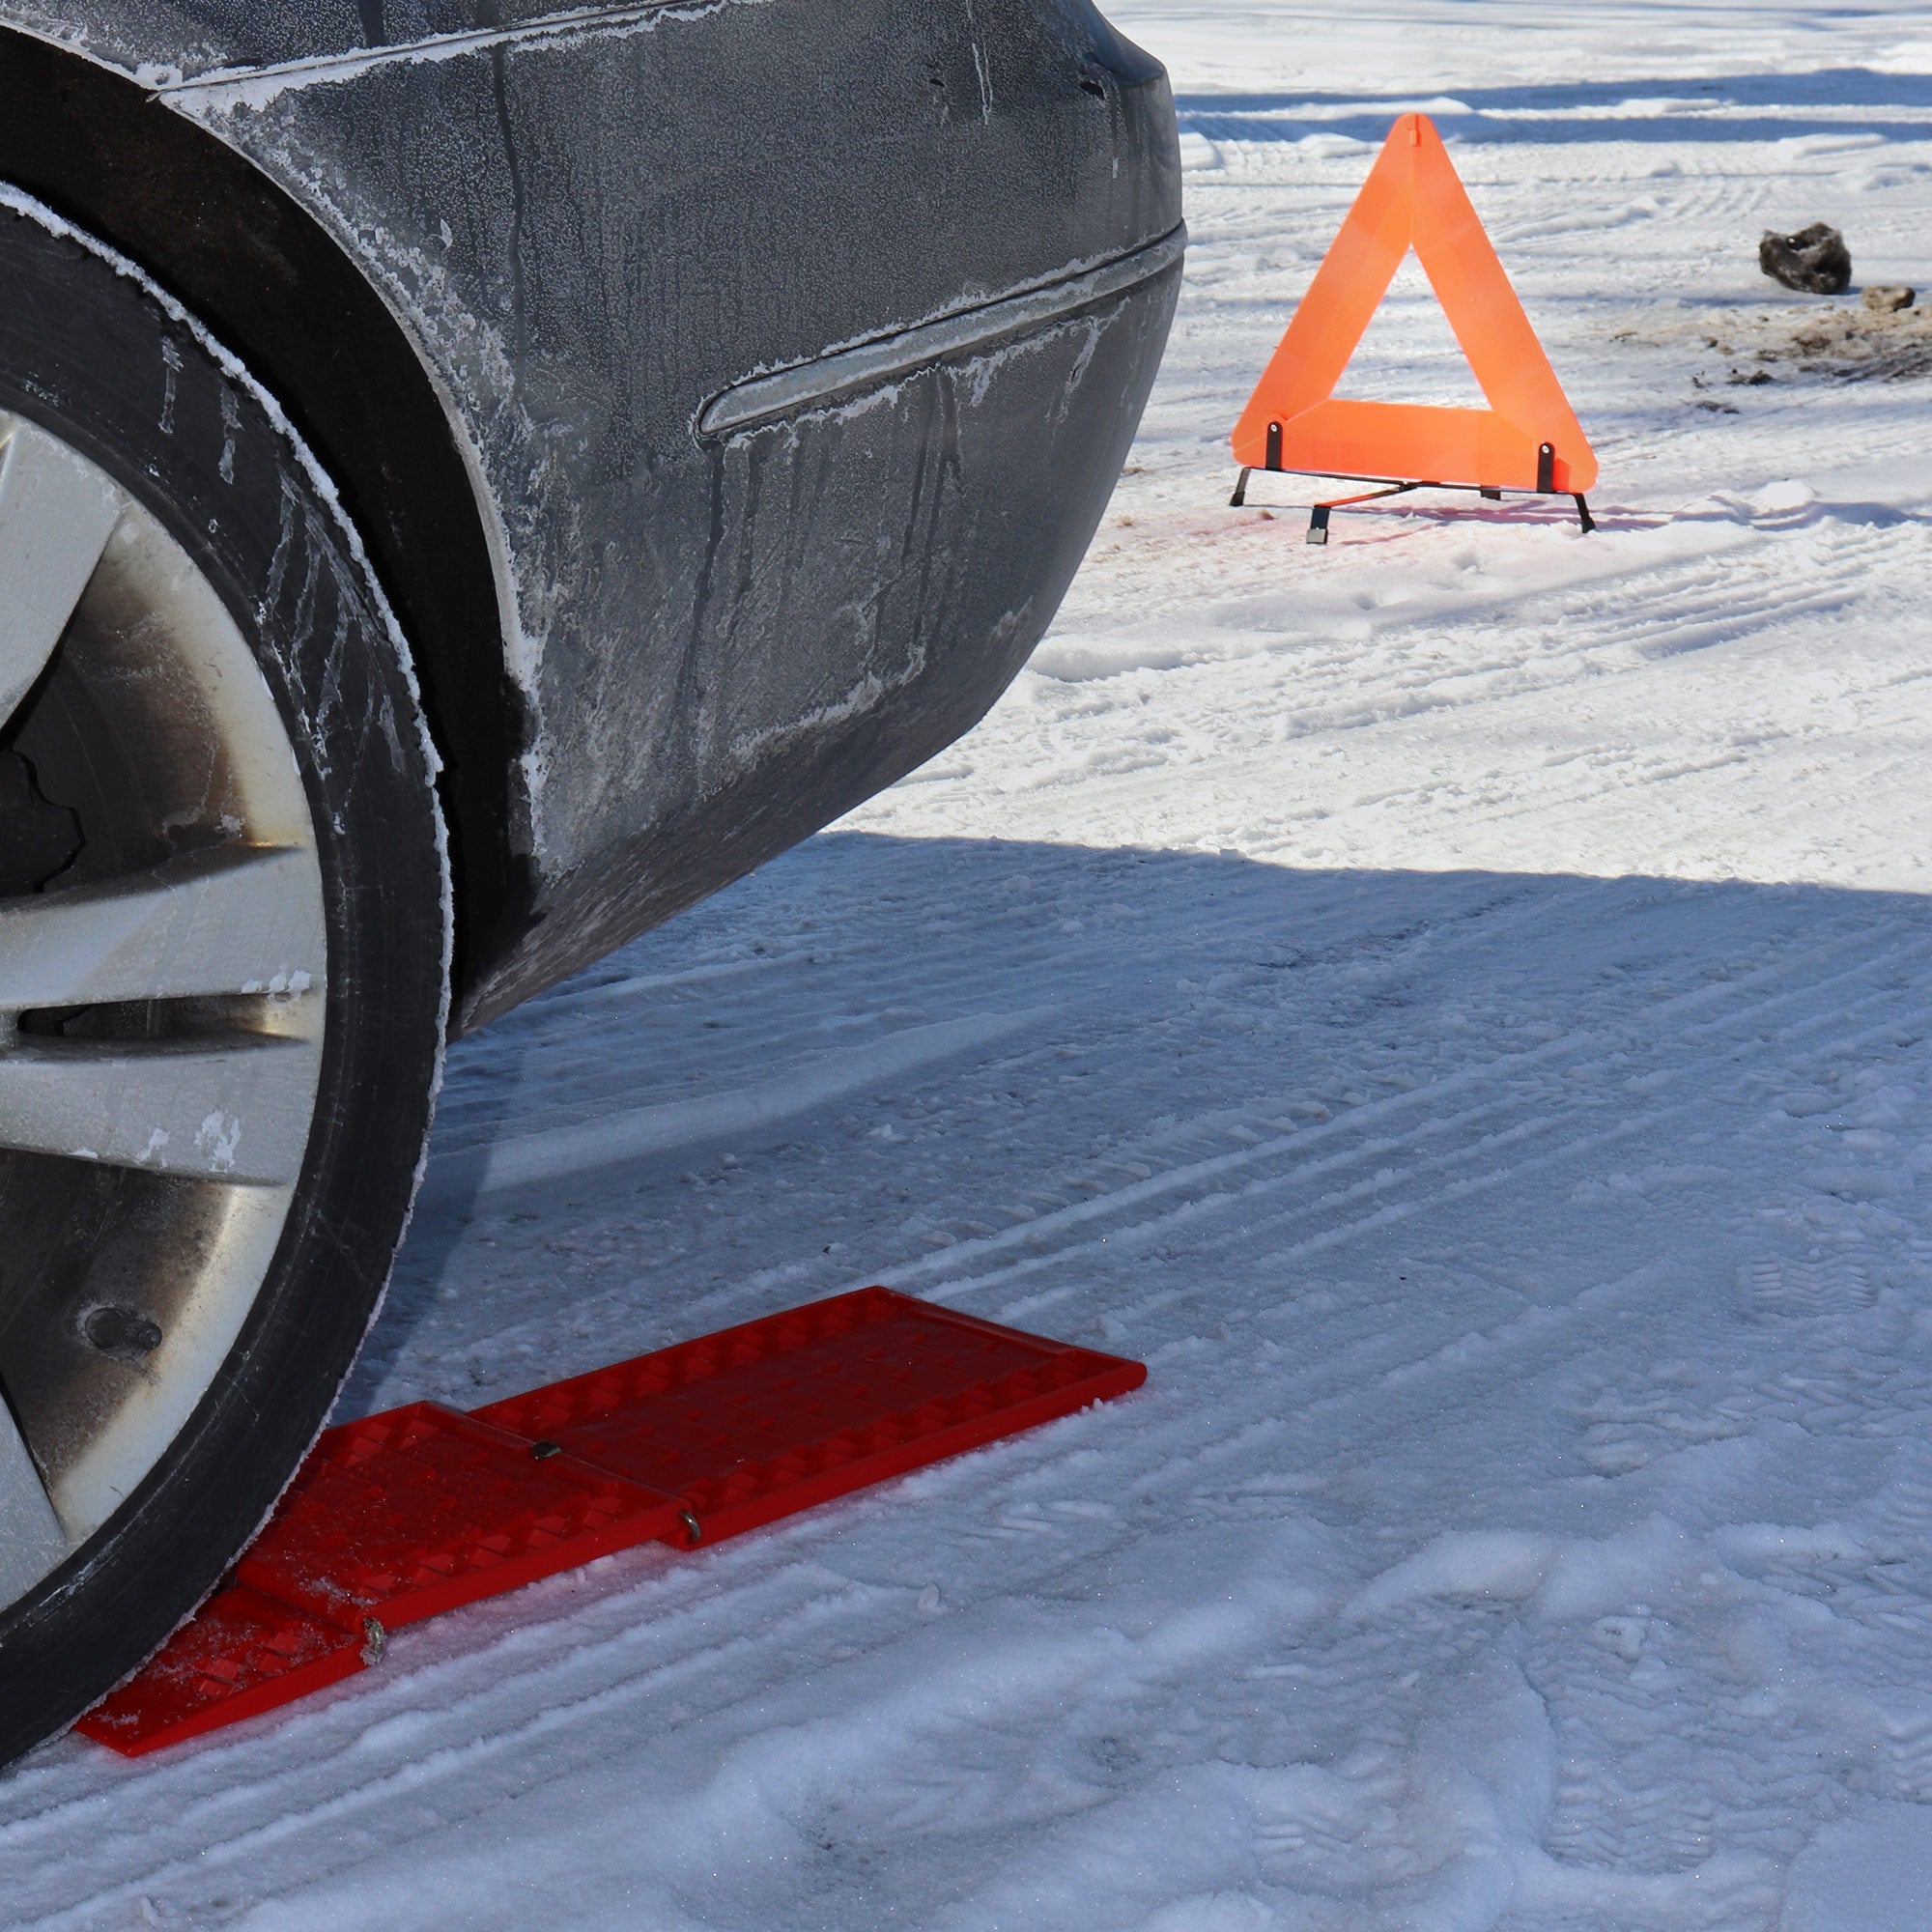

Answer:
[883,917,1932,1309]
[866,921,1932,1513]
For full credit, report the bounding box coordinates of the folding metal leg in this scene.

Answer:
[1233,468,1598,548]
[1307,481,1417,545]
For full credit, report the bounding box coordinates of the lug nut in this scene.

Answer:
[83,1306,163,1355]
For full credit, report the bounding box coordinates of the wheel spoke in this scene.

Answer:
[0,845,325,1011]
[0,1036,321,1183]
[0,844,326,1182]
[0,415,125,727]
[0,1392,70,1602]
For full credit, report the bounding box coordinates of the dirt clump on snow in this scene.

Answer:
[1758,221,1852,294]
[1614,297,1932,387]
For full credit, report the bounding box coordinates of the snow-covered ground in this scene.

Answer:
[12,3,1932,1925]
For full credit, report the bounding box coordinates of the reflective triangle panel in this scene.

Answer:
[1231,112,1598,494]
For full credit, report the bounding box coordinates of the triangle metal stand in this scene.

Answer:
[1231,433,1595,546]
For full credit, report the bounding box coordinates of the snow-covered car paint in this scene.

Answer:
[0,1,1182,1028]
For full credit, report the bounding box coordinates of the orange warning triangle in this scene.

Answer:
[1232,114,1598,495]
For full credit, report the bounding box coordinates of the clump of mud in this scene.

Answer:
[1759,221,1852,296]
[1614,297,1932,386]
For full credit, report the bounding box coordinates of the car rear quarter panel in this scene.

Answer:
[0,0,1181,1028]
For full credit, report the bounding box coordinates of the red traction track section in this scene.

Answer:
[78,1288,1146,1755]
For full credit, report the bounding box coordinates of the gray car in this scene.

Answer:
[0,1,1179,1759]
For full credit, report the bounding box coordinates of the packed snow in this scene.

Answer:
[11,1,1932,1924]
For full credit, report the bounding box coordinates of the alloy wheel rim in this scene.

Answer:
[0,411,327,1608]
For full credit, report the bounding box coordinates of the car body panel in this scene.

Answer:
[3,2,658,80]
[0,0,1181,1028]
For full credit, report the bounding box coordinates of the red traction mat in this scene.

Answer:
[72,1585,367,1757]
[79,1288,1144,1755]
[234,1404,690,1631]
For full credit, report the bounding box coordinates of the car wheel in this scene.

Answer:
[0,196,449,1764]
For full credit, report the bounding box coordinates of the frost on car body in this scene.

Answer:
[0,0,1182,1027]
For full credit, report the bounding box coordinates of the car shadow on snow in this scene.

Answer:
[352,831,1932,1412]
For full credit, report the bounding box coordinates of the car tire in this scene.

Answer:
[0,193,449,1765]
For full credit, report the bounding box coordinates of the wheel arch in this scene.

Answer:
[0,26,525,1028]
